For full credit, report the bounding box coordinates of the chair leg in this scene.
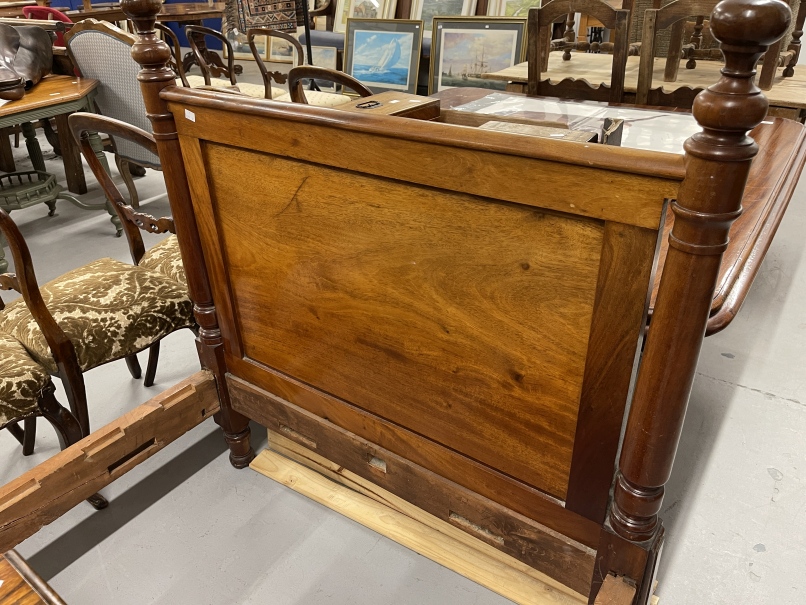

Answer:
[125,354,142,379]
[115,155,140,208]
[58,363,91,437]
[144,341,161,388]
[39,383,108,510]
[6,417,36,455]
[21,416,36,455]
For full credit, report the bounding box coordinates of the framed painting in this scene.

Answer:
[486,0,540,16]
[344,19,423,95]
[429,17,526,94]
[334,0,399,33]
[411,0,478,35]
[268,33,298,63]
[224,29,266,61]
[310,46,340,91]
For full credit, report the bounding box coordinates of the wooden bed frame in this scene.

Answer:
[0,0,794,603]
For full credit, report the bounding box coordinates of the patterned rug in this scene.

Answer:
[226,0,306,33]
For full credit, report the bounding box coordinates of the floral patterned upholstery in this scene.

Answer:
[139,235,187,291]
[275,90,353,107]
[179,76,286,100]
[0,258,195,374]
[0,331,49,430]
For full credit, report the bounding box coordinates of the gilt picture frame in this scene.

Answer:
[334,0,400,34]
[486,0,540,16]
[429,17,526,94]
[344,19,424,95]
[411,0,478,35]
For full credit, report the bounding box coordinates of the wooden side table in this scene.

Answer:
[0,550,66,604]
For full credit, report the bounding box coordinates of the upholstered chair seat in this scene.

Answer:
[139,234,187,290]
[0,331,49,429]
[275,90,352,107]
[0,258,194,374]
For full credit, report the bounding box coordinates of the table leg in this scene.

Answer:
[21,122,45,173]
[86,131,121,236]
[0,127,15,173]
[53,113,87,194]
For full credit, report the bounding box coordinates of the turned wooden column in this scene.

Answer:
[610,0,791,544]
[120,0,255,468]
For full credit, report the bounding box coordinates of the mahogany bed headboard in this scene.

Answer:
[118,0,791,602]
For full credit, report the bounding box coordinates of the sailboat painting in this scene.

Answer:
[435,27,520,92]
[352,31,415,90]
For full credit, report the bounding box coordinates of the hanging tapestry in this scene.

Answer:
[225,0,306,33]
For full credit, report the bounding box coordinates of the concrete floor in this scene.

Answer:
[0,63,805,604]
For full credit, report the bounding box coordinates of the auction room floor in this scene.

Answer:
[1,63,805,605]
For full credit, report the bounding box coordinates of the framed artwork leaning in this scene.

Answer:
[429,17,526,94]
[411,0,478,35]
[334,0,399,33]
[224,29,267,61]
[310,46,340,91]
[344,19,424,95]
[486,0,540,16]
[268,33,298,63]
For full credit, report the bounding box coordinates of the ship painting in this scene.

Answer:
[438,28,520,91]
[352,30,414,90]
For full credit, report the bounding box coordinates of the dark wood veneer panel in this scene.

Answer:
[209,145,605,498]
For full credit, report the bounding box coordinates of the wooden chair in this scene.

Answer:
[527,0,630,103]
[0,329,108,509]
[758,0,803,89]
[286,65,373,105]
[0,197,194,438]
[185,25,271,100]
[636,0,797,102]
[242,28,356,107]
[64,19,159,210]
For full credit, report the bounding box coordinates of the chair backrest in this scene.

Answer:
[155,22,189,88]
[185,25,237,86]
[68,113,175,266]
[248,28,302,99]
[635,0,720,105]
[528,0,630,104]
[64,19,160,168]
[287,65,373,103]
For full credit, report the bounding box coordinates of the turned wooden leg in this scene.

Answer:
[604,5,788,603]
[21,122,45,173]
[0,127,15,172]
[54,112,86,194]
[563,12,575,61]
[685,16,705,69]
[784,2,806,77]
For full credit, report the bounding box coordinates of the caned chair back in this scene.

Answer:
[65,20,160,168]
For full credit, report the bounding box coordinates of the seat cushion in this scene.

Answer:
[139,234,187,291]
[275,90,352,107]
[234,81,286,99]
[0,258,195,374]
[0,332,49,429]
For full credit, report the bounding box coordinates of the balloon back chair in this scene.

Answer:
[0,114,194,439]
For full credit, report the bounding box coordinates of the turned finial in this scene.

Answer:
[121,0,173,76]
[688,0,790,159]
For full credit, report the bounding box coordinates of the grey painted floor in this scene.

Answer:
[1,74,805,603]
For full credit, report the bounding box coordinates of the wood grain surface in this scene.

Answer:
[0,76,98,118]
[210,145,604,497]
[483,52,806,110]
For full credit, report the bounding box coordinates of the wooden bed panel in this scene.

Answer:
[205,144,605,499]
